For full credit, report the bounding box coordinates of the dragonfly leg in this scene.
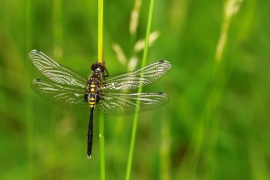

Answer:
[84,93,89,102]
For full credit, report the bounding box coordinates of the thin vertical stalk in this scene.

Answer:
[125,0,155,179]
[202,1,243,179]
[25,0,33,179]
[51,1,62,179]
[99,113,105,180]
[178,0,244,179]
[98,0,105,179]
[53,0,63,59]
[98,0,104,63]
[159,117,171,180]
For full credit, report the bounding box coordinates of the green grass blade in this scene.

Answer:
[125,0,155,179]
[98,0,105,179]
[25,0,33,179]
[98,0,104,63]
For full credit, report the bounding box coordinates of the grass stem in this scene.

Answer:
[25,0,33,179]
[125,0,155,179]
[99,113,105,180]
[98,0,105,179]
[98,0,104,63]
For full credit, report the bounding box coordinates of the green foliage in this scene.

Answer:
[0,0,270,179]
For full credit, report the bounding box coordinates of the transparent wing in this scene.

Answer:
[29,49,87,88]
[31,79,88,111]
[102,60,172,90]
[97,92,169,116]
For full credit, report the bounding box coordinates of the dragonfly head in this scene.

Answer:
[91,62,106,74]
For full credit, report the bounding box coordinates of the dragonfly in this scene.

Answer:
[29,49,172,158]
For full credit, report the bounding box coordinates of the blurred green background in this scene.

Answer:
[1,0,270,179]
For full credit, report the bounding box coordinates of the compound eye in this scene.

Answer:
[100,64,106,73]
[91,63,98,71]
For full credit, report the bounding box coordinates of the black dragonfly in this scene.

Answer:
[29,49,172,158]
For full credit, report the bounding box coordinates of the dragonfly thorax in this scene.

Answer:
[85,73,102,108]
